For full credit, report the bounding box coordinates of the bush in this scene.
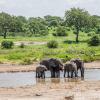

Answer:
[47,40,58,48]
[87,31,95,36]
[66,27,70,31]
[20,58,33,65]
[53,26,68,36]
[19,43,25,48]
[96,28,100,34]
[88,35,100,46]
[1,40,14,49]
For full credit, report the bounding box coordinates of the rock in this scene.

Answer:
[65,95,74,100]
[35,93,42,96]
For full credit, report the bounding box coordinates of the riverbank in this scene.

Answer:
[0,61,100,73]
[0,61,100,100]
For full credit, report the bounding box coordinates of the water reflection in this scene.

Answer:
[36,77,82,84]
[36,78,46,84]
[0,69,100,88]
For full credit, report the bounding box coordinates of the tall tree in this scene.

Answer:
[65,8,91,42]
[0,12,12,38]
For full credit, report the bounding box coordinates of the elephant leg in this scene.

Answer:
[64,70,66,77]
[39,72,42,78]
[51,69,55,78]
[71,71,73,78]
[43,72,45,79]
[36,72,38,78]
[56,71,60,78]
[41,72,44,79]
[37,73,39,78]
[81,67,84,78]
[75,71,78,77]
[67,71,70,78]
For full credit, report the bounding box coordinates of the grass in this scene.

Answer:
[0,31,100,64]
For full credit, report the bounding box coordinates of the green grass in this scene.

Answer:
[0,31,100,64]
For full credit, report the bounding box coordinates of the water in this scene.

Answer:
[0,69,100,88]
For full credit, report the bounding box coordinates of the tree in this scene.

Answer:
[28,17,48,36]
[10,16,23,33]
[65,8,91,42]
[17,16,27,24]
[28,20,39,35]
[44,15,63,27]
[0,12,12,38]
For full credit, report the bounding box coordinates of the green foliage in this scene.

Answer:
[0,12,12,38]
[88,35,100,46]
[66,27,70,31]
[96,27,100,34]
[1,40,14,49]
[47,40,58,48]
[53,26,68,36]
[20,58,33,65]
[27,18,48,36]
[87,31,95,36]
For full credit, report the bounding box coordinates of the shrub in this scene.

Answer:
[47,40,58,48]
[87,31,95,36]
[66,27,70,31]
[96,28,100,34]
[1,40,14,49]
[19,43,25,48]
[20,58,33,65]
[53,26,68,36]
[88,35,100,46]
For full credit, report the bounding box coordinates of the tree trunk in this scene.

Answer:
[76,28,79,43]
[4,30,7,39]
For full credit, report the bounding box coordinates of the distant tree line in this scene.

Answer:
[0,8,100,42]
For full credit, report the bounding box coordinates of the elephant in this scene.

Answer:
[64,62,78,78]
[40,58,63,78]
[71,58,84,78]
[36,65,47,78]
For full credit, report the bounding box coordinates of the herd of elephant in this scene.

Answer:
[36,58,84,79]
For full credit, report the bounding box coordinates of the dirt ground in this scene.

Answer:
[0,61,100,100]
[0,80,100,100]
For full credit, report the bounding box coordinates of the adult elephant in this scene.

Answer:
[40,58,63,78]
[71,58,84,78]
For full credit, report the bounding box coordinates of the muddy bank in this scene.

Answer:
[0,63,37,73]
[0,81,100,100]
[0,61,100,73]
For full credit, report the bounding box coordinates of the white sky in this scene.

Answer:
[0,0,100,17]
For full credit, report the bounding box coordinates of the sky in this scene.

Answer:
[0,0,100,17]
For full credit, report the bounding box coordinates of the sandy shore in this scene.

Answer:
[0,61,100,73]
[0,61,100,100]
[0,80,100,100]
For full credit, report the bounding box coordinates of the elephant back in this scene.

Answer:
[40,59,50,70]
[71,58,84,69]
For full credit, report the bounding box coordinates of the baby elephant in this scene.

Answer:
[64,62,78,78]
[36,65,47,78]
